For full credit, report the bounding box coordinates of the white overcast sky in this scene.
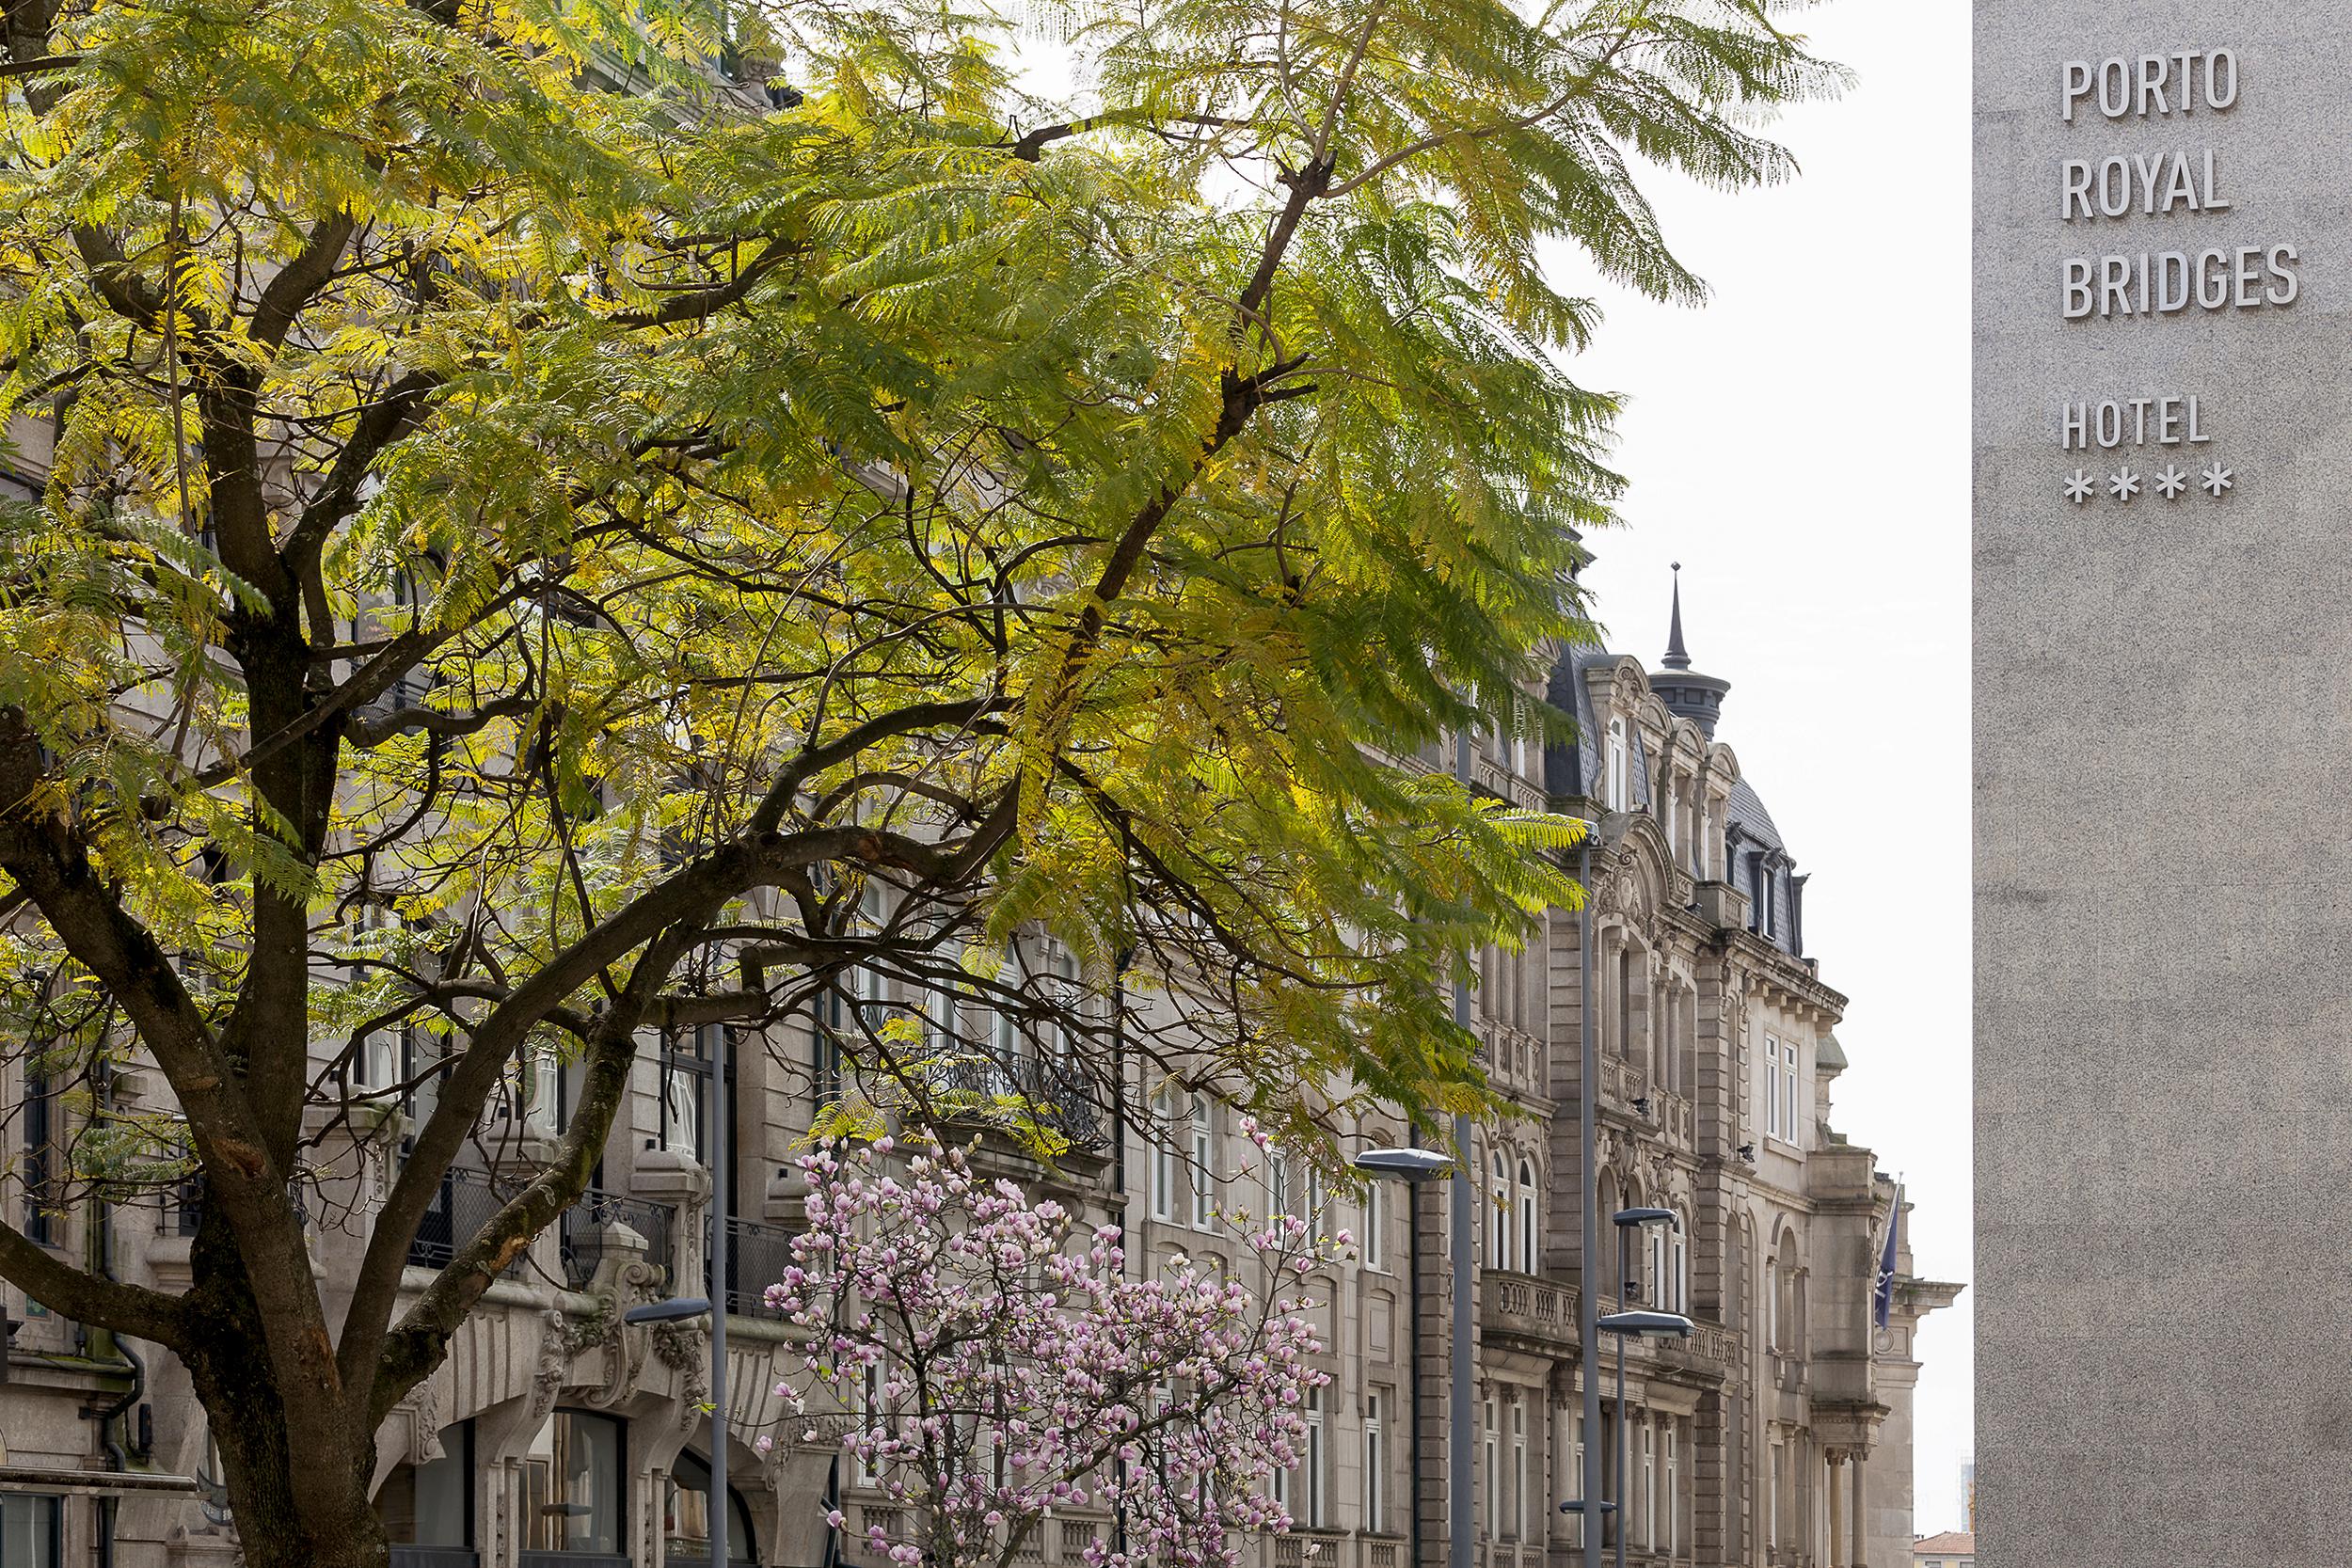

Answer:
[1013,0,1976,1534]
[1556,0,1975,1531]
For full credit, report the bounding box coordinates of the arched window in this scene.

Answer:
[1653,981,1674,1092]
[1516,1161,1538,1273]
[1596,1169,1620,1296]
[1489,1150,1511,1269]
[1614,945,1633,1062]
[667,1449,759,1568]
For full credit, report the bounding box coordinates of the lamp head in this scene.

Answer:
[1597,1309,1695,1339]
[1351,1147,1454,1180]
[623,1296,713,1324]
[1612,1206,1680,1230]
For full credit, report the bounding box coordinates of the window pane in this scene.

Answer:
[528,1411,623,1554]
[0,1496,61,1568]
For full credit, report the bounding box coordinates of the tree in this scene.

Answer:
[765,1133,1335,1568]
[0,0,1839,1562]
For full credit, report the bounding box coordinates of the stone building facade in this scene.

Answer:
[0,588,1954,1568]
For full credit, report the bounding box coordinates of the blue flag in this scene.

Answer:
[1872,1184,1902,1329]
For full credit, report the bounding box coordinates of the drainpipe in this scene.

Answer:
[84,1061,146,1568]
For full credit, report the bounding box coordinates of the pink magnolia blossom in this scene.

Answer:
[769,1135,1338,1568]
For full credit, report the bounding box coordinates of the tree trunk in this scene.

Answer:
[181,1224,390,1568]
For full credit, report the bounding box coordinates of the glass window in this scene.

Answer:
[377,1421,472,1547]
[1188,1102,1215,1229]
[1509,1399,1527,1540]
[1481,1397,1498,1534]
[1784,1044,1800,1142]
[0,1495,61,1568]
[1150,1091,1179,1222]
[1363,1393,1385,1533]
[1303,1386,1325,1528]
[1641,1422,1656,1547]
[1517,1162,1537,1272]
[666,1449,758,1566]
[1362,1180,1384,1271]
[1664,1425,1679,1556]
[1487,1152,1509,1269]
[660,1026,710,1162]
[524,1410,625,1555]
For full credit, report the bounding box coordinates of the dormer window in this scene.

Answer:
[1606,718,1630,810]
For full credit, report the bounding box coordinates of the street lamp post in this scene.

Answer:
[1448,727,1474,1568]
[1351,1146,1454,1568]
[1576,832,1602,1568]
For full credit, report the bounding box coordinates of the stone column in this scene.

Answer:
[1850,1449,1867,1568]
[1824,1450,1847,1568]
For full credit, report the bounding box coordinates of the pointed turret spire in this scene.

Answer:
[1662,562,1692,670]
[1651,562,1732,737]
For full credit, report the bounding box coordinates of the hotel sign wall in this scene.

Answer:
[1977,9,2352,1568]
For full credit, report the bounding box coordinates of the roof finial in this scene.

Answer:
[1662,562,1692,671]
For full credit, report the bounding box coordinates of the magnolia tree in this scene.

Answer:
[766,1134,1338,1568]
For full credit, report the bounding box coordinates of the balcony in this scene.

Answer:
[559,1188,677,1291]
[913,1047,1109,1152]
[1653,1321,1740,1382]
[723,1215,798,1318]
[1481,1272,1580,1349]
[407,1166,519,1275]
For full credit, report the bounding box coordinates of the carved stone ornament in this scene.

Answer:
[650,1318,711,1430]
[397,1377,445,1464]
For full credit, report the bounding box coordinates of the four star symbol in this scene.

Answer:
[2063,459,2241,501]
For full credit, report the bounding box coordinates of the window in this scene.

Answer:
[1482,1397,1500,1534]
[1303,1386,1326,1528]
[22,1068,54,1244]
[376,1421,472,1548]
[1509,1399,1527,1541]
[1151,1092,1180,1222]
[1569,1410,1587,1547]
[1763,1035,1782,1141]
[1664,1425,1679,1557]
[1606,718,1630,810]
[1041,937,1080,1060]
[813,1004,844,1110]
[854,1360,884,1485]
[1641,1421,1656,1548]
[1188,1101,1215,1228]
[1516,1161,1538,1272]
[1614,947,1633,1061]
[1488,1151,1510,1269]
[1267,1150,1291,1219]
[523,1411,624,1556]
[1784,1041,1800,1142]
[660,1025,713,1162]
[500,1042,565,1135]
[667,1449,759,1567]
[1647,1227,1668,1308]
[0,1495,61,1568]
[1363,1393,1386,1533]
[1769,1439,1784,1548]
[1362,1180,1385,1271]
[1671,1232,1687,1314]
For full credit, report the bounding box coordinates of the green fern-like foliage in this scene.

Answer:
[0,0,1837,1551]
